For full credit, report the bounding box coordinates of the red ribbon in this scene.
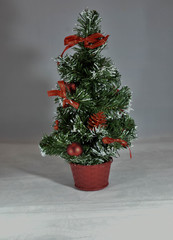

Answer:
[60,33,109,57]
[102,137,132,158]
[47,81,79,109]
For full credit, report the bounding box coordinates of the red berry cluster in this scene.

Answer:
[65,83,76,94]
[54,120,59,130]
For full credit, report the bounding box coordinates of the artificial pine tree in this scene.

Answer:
[40,9,136,165]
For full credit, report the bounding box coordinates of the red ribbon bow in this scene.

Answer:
[102,137,132,159]
[47,81,79,109]
[60,33,109,57]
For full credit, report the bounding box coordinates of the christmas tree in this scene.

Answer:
[39,9,136,165]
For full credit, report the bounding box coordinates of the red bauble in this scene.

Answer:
[67,142,83,156]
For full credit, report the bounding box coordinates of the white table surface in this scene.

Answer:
[0,136,173,240]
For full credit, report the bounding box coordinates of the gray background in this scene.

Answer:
[0,0,173,143]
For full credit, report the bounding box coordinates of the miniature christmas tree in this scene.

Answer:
[39,9,136,165]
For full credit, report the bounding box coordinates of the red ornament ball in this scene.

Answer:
[67,142,83,156]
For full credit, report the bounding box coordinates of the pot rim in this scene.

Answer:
[69,157,113,167]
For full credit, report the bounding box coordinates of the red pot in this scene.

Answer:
[70,159,113,191]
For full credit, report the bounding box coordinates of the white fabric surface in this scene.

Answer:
[0,136,173,240]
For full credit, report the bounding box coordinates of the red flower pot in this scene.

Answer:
[70,159,113,191]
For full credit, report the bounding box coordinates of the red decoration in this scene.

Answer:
[54,120,59,130]
[65,82,76,94]
[47,81,79,109]
[60,33,109,57]
[119,109,124,113]
[88,111,107,130]
[102,137,132,159]
[67,143,83,156]
[70,160,112,191]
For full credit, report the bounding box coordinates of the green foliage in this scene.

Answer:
[74,9,101,37]
[40,9,137,165]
